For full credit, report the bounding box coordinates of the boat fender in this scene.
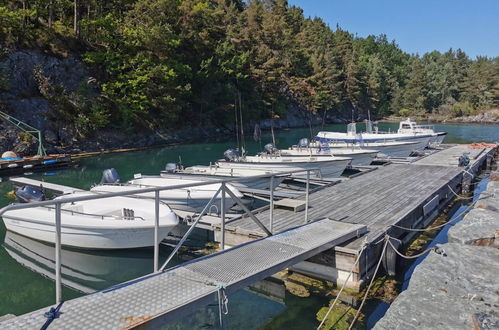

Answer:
[15,185,46,203]
[101,168,120,184]
[383,237,401,276]
[223,149,240,161]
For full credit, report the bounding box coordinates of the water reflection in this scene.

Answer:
[3,231,156,293]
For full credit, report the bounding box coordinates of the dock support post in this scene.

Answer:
[305,170,310,223]
[55,203,62,304]
[221,183,226,250]
[154,190,160,272]
[269,175,274,233]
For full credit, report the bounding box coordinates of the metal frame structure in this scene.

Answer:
[0,110,47,157]
[0,168,316,304]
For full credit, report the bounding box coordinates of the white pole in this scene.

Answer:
[55,203,62,304]
[305,170,310,223]
[269,175,274,233]
[221,183,226,250]
[154,190,160,272]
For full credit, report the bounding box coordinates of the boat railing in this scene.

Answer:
[0,167,318,305]
[41,205,146,221]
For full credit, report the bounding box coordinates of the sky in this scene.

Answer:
[288,0,498,58]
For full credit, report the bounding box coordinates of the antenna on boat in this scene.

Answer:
[271,105,276,146]
[234,94,240,152]
[238,90,246,152]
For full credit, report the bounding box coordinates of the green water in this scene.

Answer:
[0,122,498,328]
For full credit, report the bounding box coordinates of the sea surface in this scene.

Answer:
[0,122,498,328]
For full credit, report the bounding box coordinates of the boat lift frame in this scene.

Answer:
[0,168,317,304]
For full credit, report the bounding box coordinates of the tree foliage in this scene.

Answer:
[0,0,498,133]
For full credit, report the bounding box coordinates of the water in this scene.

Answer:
[0,122,497,327]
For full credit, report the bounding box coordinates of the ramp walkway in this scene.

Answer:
[0,219,365,329]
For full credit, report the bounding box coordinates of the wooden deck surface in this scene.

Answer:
[225,163,463,250]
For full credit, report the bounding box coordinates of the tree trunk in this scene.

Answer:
[74,0,80,38]
[48,0,53,28]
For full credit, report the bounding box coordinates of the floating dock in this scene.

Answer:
[0,219,366,329]
[213,144,496,288]
[0,154,72,177]
[374,171,499,330]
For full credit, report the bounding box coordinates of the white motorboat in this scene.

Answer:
[91,169,244,213]
[397,118,447,147]
[280,139,378,166]
[316,122,432,151]
[217,148,351,179]
[1,187,179,249]
[160,164,285,190]
[327,140,421,158]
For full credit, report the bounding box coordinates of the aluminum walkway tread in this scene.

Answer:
[0,219,366,330]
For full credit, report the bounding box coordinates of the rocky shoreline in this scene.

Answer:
[0,49,348,157]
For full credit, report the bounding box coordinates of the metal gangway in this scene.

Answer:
[0,168,366,329]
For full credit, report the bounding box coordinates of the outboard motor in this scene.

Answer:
[15,185,45,203]
[100,168,120,184]
[264,143,277,154]
[223,149,240,162]
[298,138,309,148]
[164,162,183,173]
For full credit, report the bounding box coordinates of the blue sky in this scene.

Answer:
[288,0,498,58]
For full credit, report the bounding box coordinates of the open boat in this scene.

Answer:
[1,186,179,249]
[160,163,286,190]
[280,139,378,166]
[217,148,351,179]
[91,169,244,213]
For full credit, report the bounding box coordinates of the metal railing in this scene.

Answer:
[0,167,317,304]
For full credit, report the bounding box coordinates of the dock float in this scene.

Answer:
[0,219,366,329]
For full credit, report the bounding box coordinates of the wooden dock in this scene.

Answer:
[0,219,366,329]
[213,144,496,288]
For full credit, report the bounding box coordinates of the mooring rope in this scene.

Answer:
[386,236,437,259]
[317,240,368,329]
[348,238,389,330]
[217,284,229,330]
[40,301,64,330]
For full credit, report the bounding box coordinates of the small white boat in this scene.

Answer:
[217,148,351,179]
[316,122,432,151]
[280,139,378,166]
[2,188,179,249]
[327,140,420,158]
[92,170,244,213]
[397,118,447,147]
[161,164,285,190]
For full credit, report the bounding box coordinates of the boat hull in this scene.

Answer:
[217,158,351,179]
[282,149,377,166]
[2,215,175,249]
[316,133,432,151]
